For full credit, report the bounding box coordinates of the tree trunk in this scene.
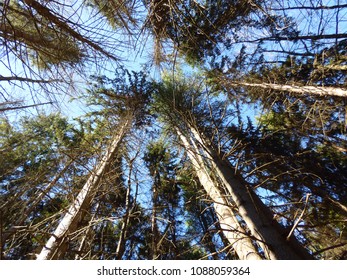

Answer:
[189,125,314,260]
[74,202,99,260]
[233,81,347,98]
[177,128,263,260]
[36,118,131,260]
[115,170,133,260]
[151,174,160,260]
[198,209,221,260]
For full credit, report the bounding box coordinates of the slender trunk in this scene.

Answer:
[315,64,347,72]
[233,82,347,98]
[169,218,179,259]
[243,33,347,43]
[115,154,139,260]
[177,128,262,260]
[115,176,132,260]
[151,174,160,260]
[189,126,314,259]
[36,118,131,260]
[199,210,221,260]
[74,202,99,260]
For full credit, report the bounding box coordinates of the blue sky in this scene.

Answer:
[1,0,346,120]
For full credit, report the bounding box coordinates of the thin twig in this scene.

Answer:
[287,193,311,240]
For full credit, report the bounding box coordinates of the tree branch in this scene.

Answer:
[22,0,120,61]
[0,75,61,84]
[0,101,53,112]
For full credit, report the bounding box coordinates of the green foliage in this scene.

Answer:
[0,113,81,182]
[3,1,84,69]
[227,113,347,259]
[86,68,154,127]
[87,0,137,30]
[143,140,182,259]
[1,0,347,260]
[175,0,255,63]
[0,113,86,259]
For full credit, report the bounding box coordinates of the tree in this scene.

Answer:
[35,69,153,259]
[176,128,262,260]
[180,170,237,260]
[144,140,194,259]
[225,82,347,98]
[151,74,314,259]
[0,113,86,259]
[36,117,131,260]
[143,0,261,65]
[0,0,135,105]
[1,0,346,260]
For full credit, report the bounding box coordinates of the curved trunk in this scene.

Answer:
[189,126,314,260]
[177,128,262,260]
[36,118,131,260]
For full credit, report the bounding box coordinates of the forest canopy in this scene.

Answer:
[0,0,346,260]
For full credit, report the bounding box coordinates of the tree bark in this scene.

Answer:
[36,118,131,260]
[74,202,99,260]
[176,128,263,260]
[270,4,347,10]
[232,81,347,98]
[150,171,160,260]
[198,209,221,260]
[115,166,133,260]
[189,126,314,259]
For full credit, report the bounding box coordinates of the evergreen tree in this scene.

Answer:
[1,0,346,260]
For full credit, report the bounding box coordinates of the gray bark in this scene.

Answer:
[189,126,314,259]
[36,118,131,260]
[115,174,132,260]
[177,128,263,260]
[233,82,347,97]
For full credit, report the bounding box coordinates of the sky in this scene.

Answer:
[2,0,346,119]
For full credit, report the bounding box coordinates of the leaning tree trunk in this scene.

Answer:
[36,117,132,260]
[189,125,314,260]
[177,128,263,260]
[231,81,347,98]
